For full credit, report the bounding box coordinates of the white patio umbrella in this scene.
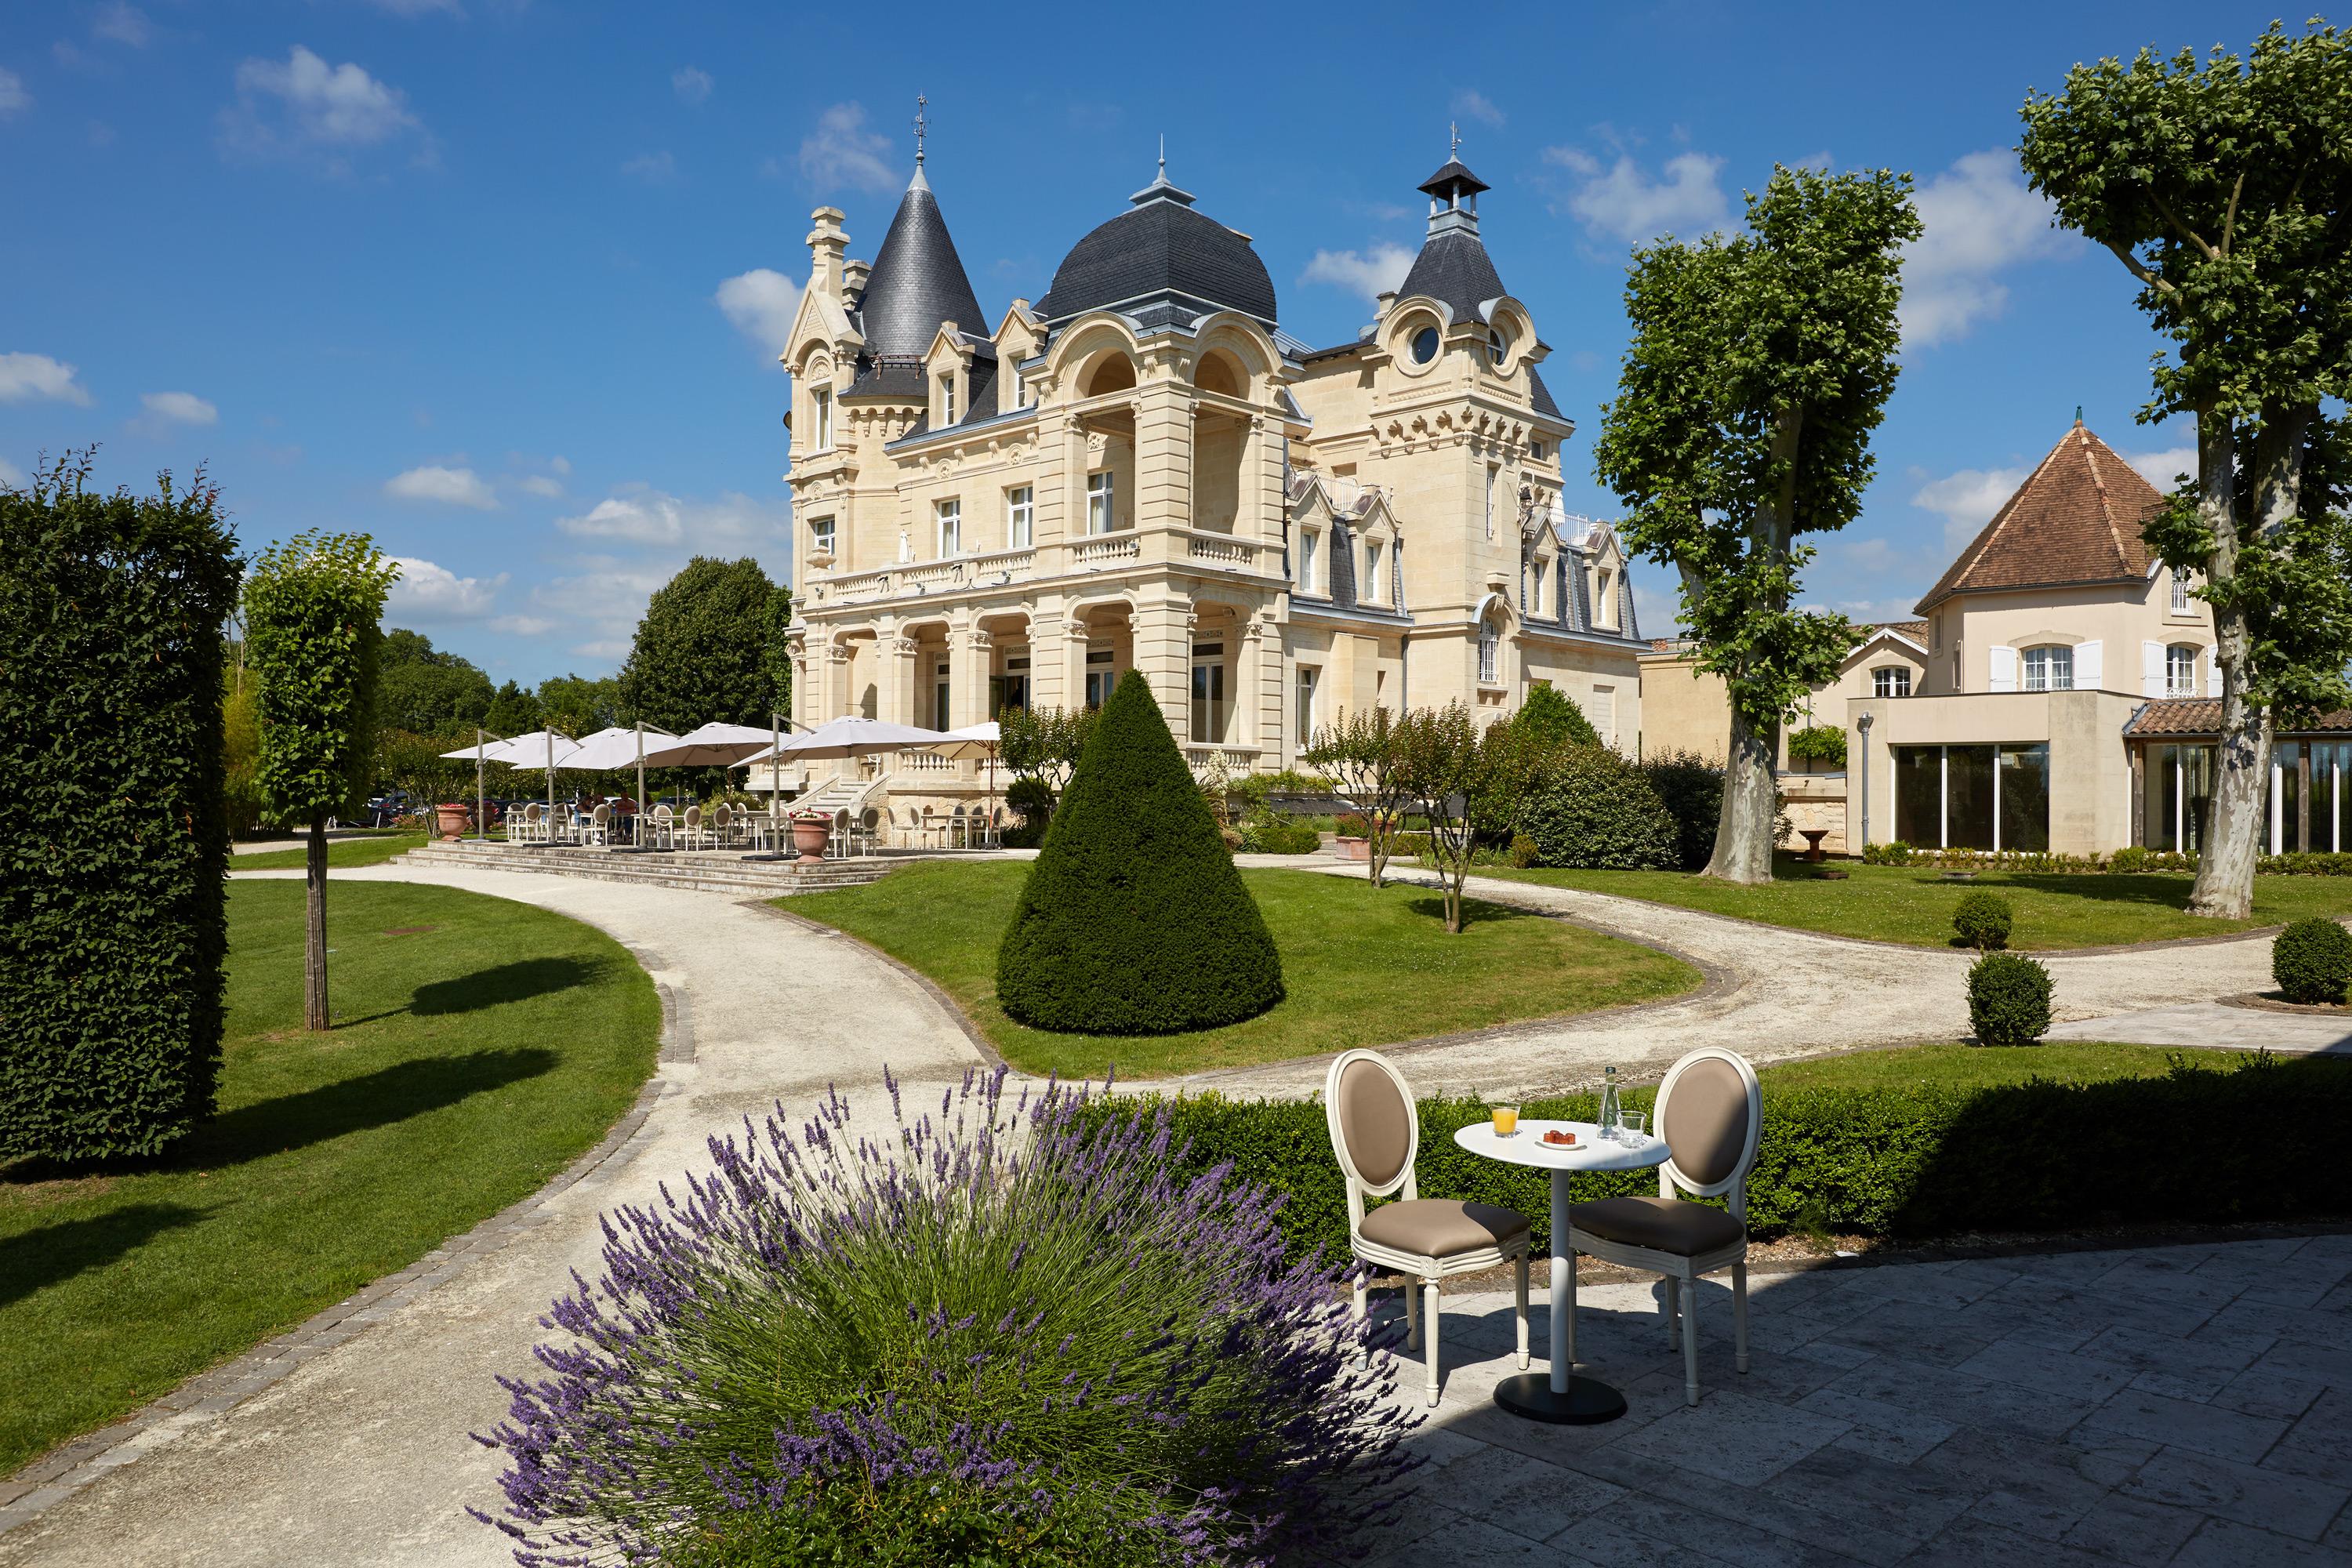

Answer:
[928,720,1003,845]
[438,728,507,842]
[736,716,954,766]
[475,728,582,827]
[558,724,681,843]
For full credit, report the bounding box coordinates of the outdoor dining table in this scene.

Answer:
[1452,1117,1671,1425]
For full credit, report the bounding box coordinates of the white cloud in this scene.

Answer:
[556,485,789,549]
[672,66,712,105]
[0,68,30,118]
[221,45,423,167]
[1451,89,1504,128]
[93,4,151,45]
[387,557,506,620]
[0,456,24,487]
[386,463,498,509]
[1544,147,1728,242]
[550,455,571,475]
[528,554,676,662]
[1300,243,1415,304]
[0,352,93,405]
[517,474,564,498]
[1900,150,2076,347]
[619,150,675,183]
[715,267,802,358]
[1911,464,2027,554]
[140,390,216,425]
[2123,445,2197,492]
[797,101,897,194]
[489,614,554,637]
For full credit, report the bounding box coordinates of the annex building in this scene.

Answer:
[776,135,1646,806]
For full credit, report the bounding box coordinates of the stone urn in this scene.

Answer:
[1335,835,1370,862]
[789,815,830,862]
[434,802,470,841]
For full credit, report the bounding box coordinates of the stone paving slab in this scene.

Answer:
[1336,1234,2352,1566]
[2047,1001,2352,1054]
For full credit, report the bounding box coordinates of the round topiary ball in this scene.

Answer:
[1968,950,2052,1047]
[1952,891,2014,950]
[996,670,1284,1034]
[2273,918,2352,1005]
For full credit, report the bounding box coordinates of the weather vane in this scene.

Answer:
[914,93,927,166]
[1450,120,1461,157]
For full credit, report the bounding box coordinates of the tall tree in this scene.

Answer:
[1303,706,1414,890]
[618,557,777,731]
[535,673,622,737]
[244,532,398,1031]
[760,583,795,721]
[1391,702,1541,933]
[485,678,545,737]
[2020,23,2352,918]
[376,627,494,736]
[1595,166,1918,884]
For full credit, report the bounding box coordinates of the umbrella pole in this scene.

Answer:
[771,710,782,855]
[546,731,556,841]
[475,728,486,844]
[635,722,646,851]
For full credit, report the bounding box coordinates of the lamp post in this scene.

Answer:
[1857,710,1875,850]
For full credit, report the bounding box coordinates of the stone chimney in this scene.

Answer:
[806,207,848,297]
[842,258,870,307]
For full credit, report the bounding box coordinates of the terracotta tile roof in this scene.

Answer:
[1867,619,1930,644]
[2125,699,2352,737]
[1915,422,2165,615]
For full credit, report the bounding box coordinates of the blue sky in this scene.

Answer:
[0,0,2280,681]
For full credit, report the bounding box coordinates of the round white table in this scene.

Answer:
[1452,1118,1671,1424]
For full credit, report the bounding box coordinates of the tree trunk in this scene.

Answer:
[304,815,330,1031]
[1704,711,1779,884]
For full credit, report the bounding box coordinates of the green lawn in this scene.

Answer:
[1475,856,2352,949]
[231,831,429,870]
[0,880,659,1475]
[785,861,1698,1079]
[1759,1039,2253,1093]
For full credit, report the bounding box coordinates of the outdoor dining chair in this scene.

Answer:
[712,803,735,847]
[648,804,674,850]
[857,807,883,855]
[1324,1047,1532,1406]
[582,803,610,848]
[517,803,543,844]
[1566,1045,1760,1406]
[681,805,708,851]
[829,808,853,858]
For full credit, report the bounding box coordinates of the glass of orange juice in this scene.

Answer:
[1491,1104,1520,1137]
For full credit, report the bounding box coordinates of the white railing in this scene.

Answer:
[1183,743,1263,776]
[1181,530,1264,569]
[1072,535,1142,569]
[802,546,1040,607]
[898,750,963,775]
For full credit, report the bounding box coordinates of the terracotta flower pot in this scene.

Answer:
[435,803,470,841]
[1336,835,1370,862]
[790,818,830,862]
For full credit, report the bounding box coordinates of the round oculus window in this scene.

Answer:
[1489,327,1508,366]
[1410,325,1441,365]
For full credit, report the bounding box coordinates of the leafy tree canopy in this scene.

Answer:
[485,679,545,736]
[1514,682,1602,752]
[244,532,399,826]
[536,673,622,738]
[619,556,779,731]
[376,627,495,738]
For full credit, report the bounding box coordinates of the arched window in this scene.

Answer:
[2023,644,2074,691]
[2166,644,2198,695]
[1873,666,1911,698]
[1488,326,1508,366]
[1477,612,1501,684]
[2171,570,2192,612]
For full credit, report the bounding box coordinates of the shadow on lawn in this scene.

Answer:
[183,1047,559,1167]
[0,1203,206,1309]
[1406,896,1543,931]
[407,955,609,1018]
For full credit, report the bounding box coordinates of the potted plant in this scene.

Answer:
[789,811,830,862]
[1334,811,1371,862]
[434,801,470,841]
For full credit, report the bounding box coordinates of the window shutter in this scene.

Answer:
[2143,641,2165,697]
[1988,645,2017,692]
[2074,641,2102,691]
[2204,647,2216,698]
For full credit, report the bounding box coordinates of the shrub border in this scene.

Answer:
[0,938,690,1535]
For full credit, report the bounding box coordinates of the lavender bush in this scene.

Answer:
[474,1067,1418,1566]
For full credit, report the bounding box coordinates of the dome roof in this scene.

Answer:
[1037,171,1277,327]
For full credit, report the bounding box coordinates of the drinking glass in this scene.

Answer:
[1617,1110,1647,1144]
[1490,1104,1520,1137]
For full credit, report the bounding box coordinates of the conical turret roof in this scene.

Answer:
[855,165,986,360]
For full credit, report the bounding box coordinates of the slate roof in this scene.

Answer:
[2125,699,2352,737]
[1915,422,2165,614]
[855,168,987,361]
[1037,181,1278,327]
[1396,228,1509,325]
[1527,366,1564,421]
[1417,156,1491,198]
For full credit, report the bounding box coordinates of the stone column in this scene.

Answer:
[1058,616,1091,712]
[1131,593,1193,738]
[953,626,993,731]
[822,641,852,724]
[1237,615,1266,749]
[880,633,919,728]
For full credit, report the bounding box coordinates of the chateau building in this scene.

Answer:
[777,134,1646,804]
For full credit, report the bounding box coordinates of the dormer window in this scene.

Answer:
[811,386,833,452]
[1411,325,1440,365]
[1594,566,1617,629]
[1363,538,1385,604]
[1529,556,1547,616]
[2171,569,2192,612]
[1488,326,1508,367]
[1299,529,1321,594]
[937,374,956,426]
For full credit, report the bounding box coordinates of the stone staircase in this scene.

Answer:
[394,839,897,897]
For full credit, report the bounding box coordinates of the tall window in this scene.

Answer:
[1083,648,1113,709]
[811,387,833,451]
[1528,556,1545,616]
[2172,569,2192,612]
[935,498,961,557]
[1087,470,1115,534]
[937,374,956,426]
[1594,567,1616,629]
[1873,666,1911,698]
[1478,615,1500,684]
[1363,539,1384,604]
[2023,644,2074,691]
[1299,530,1320,594]
[1295,664,1319,743]
[1006,486,1033,550]
[934,660,952,731]
[809,515,836,556]
[2167,643,2198,695]
[1190,643,1228,743]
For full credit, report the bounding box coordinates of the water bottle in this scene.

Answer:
[1597,1065,1622,1142]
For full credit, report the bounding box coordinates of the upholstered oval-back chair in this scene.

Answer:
[1567,1046,1761,1406]
[1324,1048,1532,1406]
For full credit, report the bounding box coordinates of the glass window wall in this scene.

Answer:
[2138,743,2215,851]
[1892,743,2049,850]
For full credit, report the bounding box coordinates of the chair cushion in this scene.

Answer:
[1359,1199,1530,1260]
[1570,1196,1745,1257]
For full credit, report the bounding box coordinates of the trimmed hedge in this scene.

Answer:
[1098,1053,2352,1261]
[1240,811,1321,855]
[996,670,1283,1033]
[1635,750,1722,871]
[2274,918,2352,1004]
[1519,746,1681,869]
[1951,891,2014,950]
[1968,951,2053,1045]
[1,459,244,1160]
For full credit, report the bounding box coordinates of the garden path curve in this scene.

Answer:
[0,864,987,1568]
[1184,858,2292,1102]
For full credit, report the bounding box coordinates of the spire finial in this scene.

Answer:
[2074,404,2083,426]
[1450,120,1461,157]
[913,93,927,166]
[1158,133,1166,176]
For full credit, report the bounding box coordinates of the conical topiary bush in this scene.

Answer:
[996,669,1285,1033]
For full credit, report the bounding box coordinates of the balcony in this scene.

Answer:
[804,546,1038,608]
[1072,534,1142,570]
